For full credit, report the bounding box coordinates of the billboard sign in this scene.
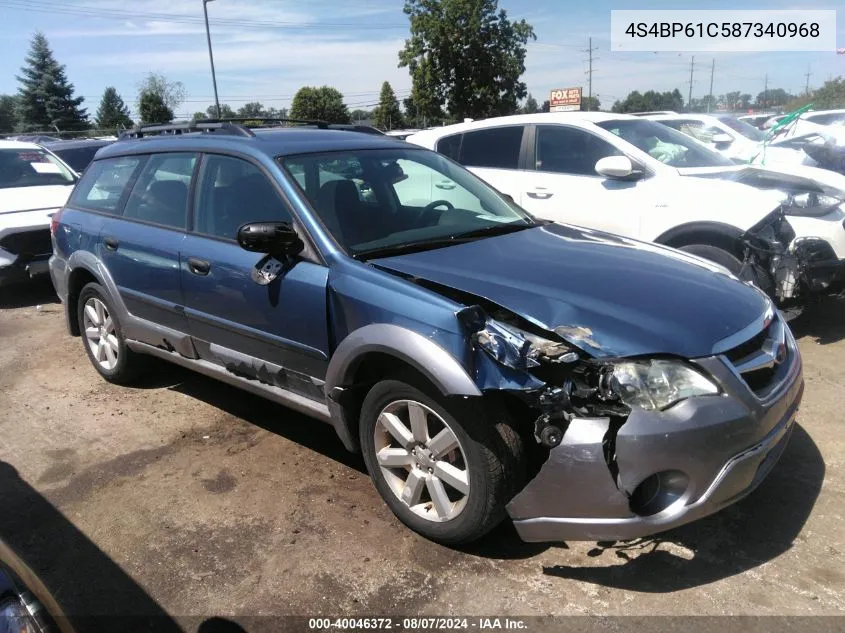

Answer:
[550,87,582,112]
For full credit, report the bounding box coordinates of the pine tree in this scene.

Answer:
[138,91,173,124]
[0,95,18,133]
[373,82,404,130]
[95,87,133,131]
[16,32,88,132]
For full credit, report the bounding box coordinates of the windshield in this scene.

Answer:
[280,148,536,258]
[596,119,734,167]
[716,115,766,141]
[50,145,105,173]
[0,148,76,189]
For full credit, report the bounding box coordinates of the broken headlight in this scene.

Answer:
[608,360,719,411]
[474,320,576,370]
[782,192,842,217]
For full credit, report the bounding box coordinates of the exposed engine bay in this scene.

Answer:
[739,207,842,309]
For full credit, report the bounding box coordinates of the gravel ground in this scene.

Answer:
[0,280,843,632]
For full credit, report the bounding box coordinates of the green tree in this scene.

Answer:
[373,82,404,130]
[289,86,350,123]
[350,108,373,122]
[612,89,683,113]
[138,91,172,124]
[399,0,535,120]
[788,76,845,110]
[206,104,236,119]
[540,99,550,113]
[724,91,742,110]
[580,96,600,112]
[755,87,794,109]
[521,93,539,114]
[237,102,267,118]
[0,95,18,133]
[95,86,133,130]
[136,73,185,122]
[16,32,88,131]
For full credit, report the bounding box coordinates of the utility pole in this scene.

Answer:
[687,56,695,111]
[583,37,599,110]
[763,73,768,110]
[203,0,221,119]
[804,66,812,96]
[707,58,715,113]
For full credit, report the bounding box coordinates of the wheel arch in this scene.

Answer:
[324,324,481,452]
[653,221,747,260]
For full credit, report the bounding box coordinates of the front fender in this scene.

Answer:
[325,323,481,397]
[324,323,481,452]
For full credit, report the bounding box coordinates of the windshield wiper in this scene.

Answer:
[354,221,540,260]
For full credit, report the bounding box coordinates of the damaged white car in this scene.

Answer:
[408,113,845,310]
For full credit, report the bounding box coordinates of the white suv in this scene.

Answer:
[0,140,77,287]
[407,113,845,307]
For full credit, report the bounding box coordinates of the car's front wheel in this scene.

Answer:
[359,379,523,545]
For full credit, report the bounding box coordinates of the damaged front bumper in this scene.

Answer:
[506,317,804,543]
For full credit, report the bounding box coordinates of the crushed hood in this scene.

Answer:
[374,224,769,359]
[0,184,73,215]
[678,164,845,199]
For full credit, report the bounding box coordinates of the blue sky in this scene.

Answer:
[0,0,842,122]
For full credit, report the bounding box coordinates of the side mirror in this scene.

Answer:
[712,133,734,144]
[500,193,515,203]
[595,156,640,180]
[237,222,304,259]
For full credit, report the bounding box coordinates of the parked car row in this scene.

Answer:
[41,118,805,546]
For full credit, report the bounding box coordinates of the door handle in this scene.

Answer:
[103,237,119,251]
[187,257,211,276]
[526,189,554,200]
[435,181,456,190]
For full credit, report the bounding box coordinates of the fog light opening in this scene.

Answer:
[629,470,689,517]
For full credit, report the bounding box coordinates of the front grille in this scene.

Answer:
[722,314,791,399]
[0,229,52,258]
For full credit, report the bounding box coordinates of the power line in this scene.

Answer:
[0,0,406,30]
[707,59,715,113]
[804,66,812,96]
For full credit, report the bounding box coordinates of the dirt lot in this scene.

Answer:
[1,280,844,631]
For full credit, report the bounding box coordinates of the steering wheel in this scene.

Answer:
[425,199,454,211]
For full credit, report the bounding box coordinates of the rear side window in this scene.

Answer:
[457,126,524,169]
[194,154,294,240]
[68,156,144,214]
[123,153,197,229]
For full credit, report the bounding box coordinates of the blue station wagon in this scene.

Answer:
[49,121,803,544]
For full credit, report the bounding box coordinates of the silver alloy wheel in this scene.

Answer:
[82,297,119,371]
[374,399,470,522]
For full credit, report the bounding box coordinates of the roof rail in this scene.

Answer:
[630,111,679,116]
[198,117,331,129]
[119,120,256,140]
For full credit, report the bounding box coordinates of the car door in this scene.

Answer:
[97,152,194,333]
[180,153,329,396]
[514,124,643,237]
[438,126,528,202]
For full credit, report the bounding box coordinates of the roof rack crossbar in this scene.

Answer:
[119,120,255,140]
[197,117,331,129]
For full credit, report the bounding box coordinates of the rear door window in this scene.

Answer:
[122,153,197,229]
[68,156,144,215]
[457,126,524,169]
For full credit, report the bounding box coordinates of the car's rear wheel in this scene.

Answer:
[77,282,145,385]
[359,379,523,545]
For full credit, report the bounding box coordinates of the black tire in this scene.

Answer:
[679,243,766,287]
[77,282,146,385]
[359,378,523,545]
